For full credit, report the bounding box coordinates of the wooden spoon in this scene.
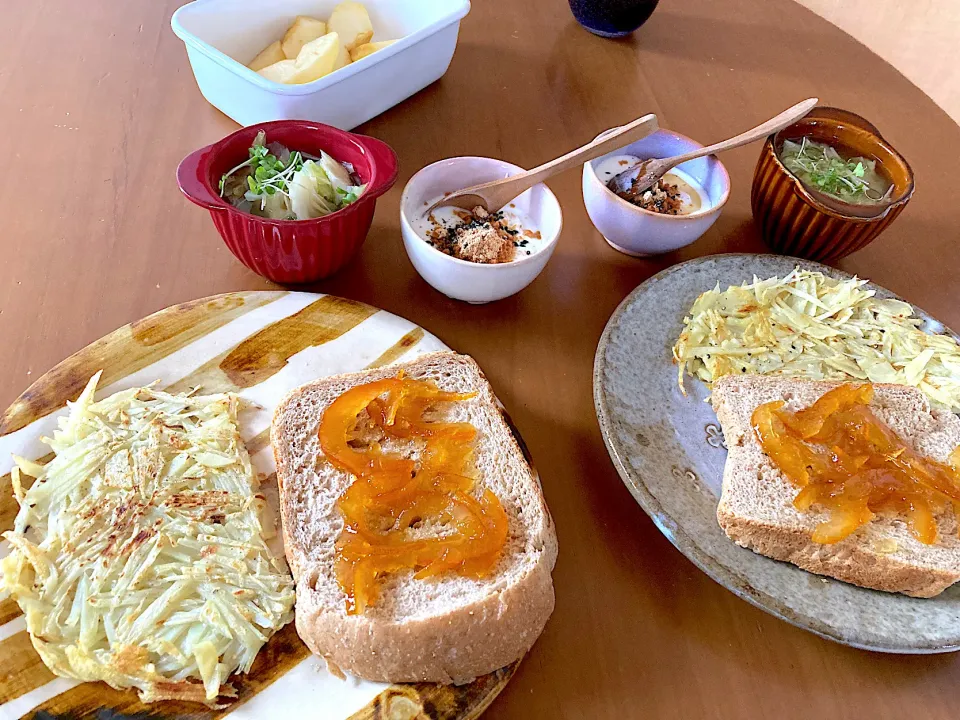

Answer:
[608,98,819,198]
[425,113,659,216]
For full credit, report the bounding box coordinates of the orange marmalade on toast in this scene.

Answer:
[752,384,960,545]
[318,375,508,614]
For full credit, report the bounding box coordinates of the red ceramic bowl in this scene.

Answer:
[177,120,398,284]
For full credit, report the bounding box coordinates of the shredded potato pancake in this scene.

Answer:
[672,269,960,411]
[0,374,294,704]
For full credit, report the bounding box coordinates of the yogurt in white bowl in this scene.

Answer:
[400,157,562,303]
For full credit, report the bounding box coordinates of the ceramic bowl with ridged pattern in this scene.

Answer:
[177,120,398,284]
[751,107,914,262]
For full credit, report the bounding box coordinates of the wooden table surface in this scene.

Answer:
[3,0,960,718]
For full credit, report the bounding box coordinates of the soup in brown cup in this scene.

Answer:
[751,106,914,262]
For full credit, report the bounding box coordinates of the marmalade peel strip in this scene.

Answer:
[319,376,507,614]
[752,384,960,545]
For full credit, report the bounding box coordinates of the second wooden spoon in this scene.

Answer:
[608,97,819,198]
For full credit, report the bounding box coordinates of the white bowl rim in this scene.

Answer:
[400,156,563,270]
[585,128,732,221]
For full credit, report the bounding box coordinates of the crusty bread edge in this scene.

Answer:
[293,544,556,683]
[717,506,958,598]
[271,351,558,683]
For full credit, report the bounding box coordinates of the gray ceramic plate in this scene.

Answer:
[593,254,960,653]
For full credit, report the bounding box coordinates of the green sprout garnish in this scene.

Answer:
[779,137,892,204]
[218,133,366,220]
[219,131,304,202]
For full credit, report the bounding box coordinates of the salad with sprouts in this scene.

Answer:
[219,131,366,220]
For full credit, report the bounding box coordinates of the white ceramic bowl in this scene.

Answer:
[171,0,470,130]
[582,128,731,256]
[400,158,562,304]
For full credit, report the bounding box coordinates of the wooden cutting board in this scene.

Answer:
[0,291,519,720]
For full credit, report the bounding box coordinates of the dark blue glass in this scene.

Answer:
[568,0,660,37]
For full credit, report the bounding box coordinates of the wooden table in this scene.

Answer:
[3,0,959,718]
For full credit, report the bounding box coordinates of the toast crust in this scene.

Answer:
[717,508,958,598]
[293,546,556,683]
[272,351,557,683]
[712,375,960,598]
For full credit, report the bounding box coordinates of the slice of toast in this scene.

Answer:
[712,375,960,598]
[272,351,557,683]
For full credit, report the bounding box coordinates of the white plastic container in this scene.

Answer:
[171,0,470,129]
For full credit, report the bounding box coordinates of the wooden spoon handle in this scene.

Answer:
[662,98,819,168]
[479,114,659,208]
[520,113,659,184]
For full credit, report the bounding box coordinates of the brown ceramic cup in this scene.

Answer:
[751,106,914,262]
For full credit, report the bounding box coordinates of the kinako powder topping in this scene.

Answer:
[425,206,531,264]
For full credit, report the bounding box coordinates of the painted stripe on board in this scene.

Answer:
[0,293,285,437]
[23,623,311,720]
[4,677,78,720]
[0,598,22,628]
[244,428,272,456]
[365,327,425,369]
[166,296,378,396]
[224,656,387,720]
[0,632,57,704]
[0,293,321,477]
[0,616,25,643]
